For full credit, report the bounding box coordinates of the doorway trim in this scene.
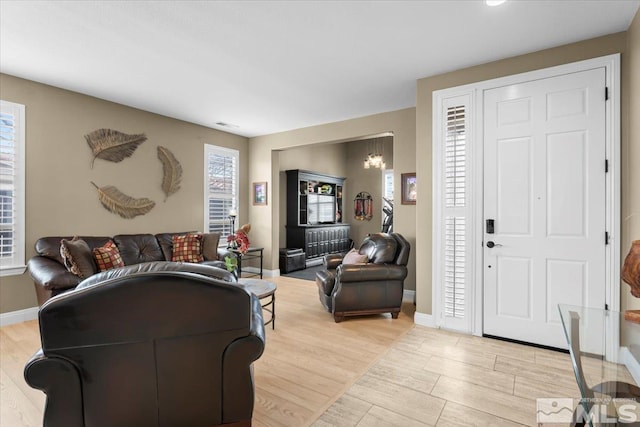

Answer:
[432,54,621,337]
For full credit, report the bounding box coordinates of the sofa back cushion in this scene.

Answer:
[359,233,398,264]
[113,234,164,265]
[36,236,112,264]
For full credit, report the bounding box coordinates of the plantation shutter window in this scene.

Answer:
[204,144,239,242]
[435,94,471,332]
[0,100,26,276]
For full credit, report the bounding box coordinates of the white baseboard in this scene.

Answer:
[414,311,436,328]
[263,268,280,278]
[403,289,415,303]
[0,306,38,327]
[620,346,640,385]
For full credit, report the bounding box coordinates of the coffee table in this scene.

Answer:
[238,278,276,330]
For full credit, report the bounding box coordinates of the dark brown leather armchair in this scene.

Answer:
[315,233,410,322]
[24,263,265,427]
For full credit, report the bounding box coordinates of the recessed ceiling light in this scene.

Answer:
[486,0,506,6]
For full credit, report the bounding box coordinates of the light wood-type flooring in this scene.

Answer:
[1,275,637,426]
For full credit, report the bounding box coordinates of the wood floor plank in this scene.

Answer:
[357,405,432,427]
[430,376,536,426]
[513,375,580,401]
[311,394,371,427]
[367,357,440,394]
[456,336,536,363]
[0,369,42,427]
[495,355,578,391]
[413,342,498,370]
[436,401,526,427]
[423,355,515,393]
[347,374,446,426]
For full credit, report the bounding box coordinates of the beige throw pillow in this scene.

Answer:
[202,232,221,261]
[60,236,98,278]
[342,248,369,265]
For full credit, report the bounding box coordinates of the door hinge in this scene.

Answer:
[605,303,609,311]
[605,87,609,101]
[605,231,609,245]
[605,159,609,173]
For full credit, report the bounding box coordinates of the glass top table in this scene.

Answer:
[558,304,640,426]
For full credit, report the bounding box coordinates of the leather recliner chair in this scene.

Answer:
[315,232,410,322]
[24,262,265,427]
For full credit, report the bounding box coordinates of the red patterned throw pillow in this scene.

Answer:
[172,233,204,263]
[93,240,125,272]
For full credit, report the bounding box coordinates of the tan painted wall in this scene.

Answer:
[624,10,640,311]
[416,32,629,315]
[345,138,394,246]
[0,74,249,313]
[249,108,416,291]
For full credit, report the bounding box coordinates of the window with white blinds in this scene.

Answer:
[204,144,238,242]
[444,104,467,320]
[445,106,466,208]
[435,95,471,332]
[0,100,26,276]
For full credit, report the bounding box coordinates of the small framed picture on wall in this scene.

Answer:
[253,182,268,206]
[401,173,416,205]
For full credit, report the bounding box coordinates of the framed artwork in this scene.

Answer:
[253,181,268,206]
[401,173,417,205]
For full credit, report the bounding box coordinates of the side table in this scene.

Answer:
[238,278,276,330]
[230,247,264,279]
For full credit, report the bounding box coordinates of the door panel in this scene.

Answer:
[547,131,587,237]
[496,137,532,235]
[496,257,532,319]
[483,68,606,349]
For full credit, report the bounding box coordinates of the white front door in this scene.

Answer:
[483,68,607,349]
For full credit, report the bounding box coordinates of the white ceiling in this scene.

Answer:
[1,1,638,138]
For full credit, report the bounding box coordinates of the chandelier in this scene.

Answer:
[363,138,386,169]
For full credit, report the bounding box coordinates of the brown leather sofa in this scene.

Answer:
[24,262,265,427]
[27,232,230,306]
[316,232,410,322]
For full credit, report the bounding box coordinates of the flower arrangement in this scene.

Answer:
[227,223,251,255]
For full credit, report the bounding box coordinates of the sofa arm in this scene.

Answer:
[221,294,265,423]
[336,263,407,283]
[24,350,84,427]
[324,254,344,270]
[28,256,80,291]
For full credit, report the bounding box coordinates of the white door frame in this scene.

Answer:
[432,53,621,338]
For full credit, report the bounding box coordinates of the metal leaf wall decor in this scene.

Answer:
[85,129,147,168]
[91,182,156,219]
[157,146,183,201]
